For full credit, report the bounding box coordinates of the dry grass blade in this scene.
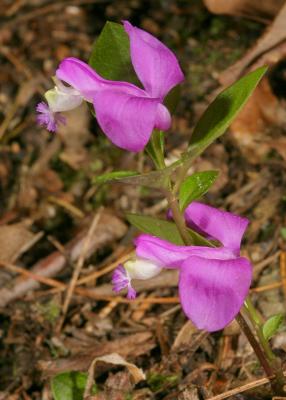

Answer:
[56,208,103,331]
[207,376,273,400]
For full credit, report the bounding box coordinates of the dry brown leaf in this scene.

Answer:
[38,332,155,377]
[203,0,284,21]
[84,353,145,399]
[219,2,286,85]
[172,321,198,350]
[266,137,286,161]
[0,223,39,263]
[178,387,200,400]
[229,77,286,162]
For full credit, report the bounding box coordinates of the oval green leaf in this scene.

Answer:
[126,214,215,247]
[262,313,284,341]
[188,66,268,157]
[179,170,219,211]
[89,21,137,83]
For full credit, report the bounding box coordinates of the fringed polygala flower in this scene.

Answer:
[36,21,184,151]
[112,258,162,299]
[36,79,83,132]
[113,202,252,332]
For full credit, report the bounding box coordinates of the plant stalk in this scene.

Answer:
[244,298,286,393]
[165,190,193,245]
[236,312,274,379]
[146,130,285,395]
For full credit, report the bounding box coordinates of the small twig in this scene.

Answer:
[279,251,286,298]
[207,375,271,400]
[251,281,282,293]
[56,208,103,332]
[48,196,85,219]
[0,262,64,289]
[253,251,281,280]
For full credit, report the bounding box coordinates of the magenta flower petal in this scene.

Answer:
[93,90,161,152]
[56,57,146,101]
[134,234,234,268]
[184,202,249,255]
[155,104,171,131]
[123,21,184,100]
[178,255,252,332]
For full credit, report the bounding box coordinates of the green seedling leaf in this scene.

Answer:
[179,170,219,211]
[126,214,215,247]
[262,313,284,341]
[89,21,137,83]
[93,170,139,184]
[51,371,97,400]
[187,66,267,159]
[147,372,179,392]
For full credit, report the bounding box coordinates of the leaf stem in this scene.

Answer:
[165,190,193,245]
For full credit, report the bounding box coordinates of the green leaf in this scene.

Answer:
[179,170,219,211]
[188,66,267,157]
[89,21,137,83]
[126,214,215,246]
[164,85,181,113]
[51,371,97,400]
[93,170,139,184]
[262,314,284,341]
[111,161,182,189]
[127,214,184,245]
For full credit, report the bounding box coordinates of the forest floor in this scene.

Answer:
[1,0,286,399]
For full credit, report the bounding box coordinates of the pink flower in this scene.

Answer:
[113,202,252,332]
[36,21,184,152]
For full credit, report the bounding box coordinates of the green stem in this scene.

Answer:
[244,298,275,361]
[165,190,193,245]
[244,297,286,393]
[236,312,274,380]
[145,130,285,394]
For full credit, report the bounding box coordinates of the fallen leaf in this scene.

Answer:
[84,353,145,399]
[38,332,154,377]
[0,223,39,263]
[229,77,286,162]
[219,2,286,86]
[203,0,284,21]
